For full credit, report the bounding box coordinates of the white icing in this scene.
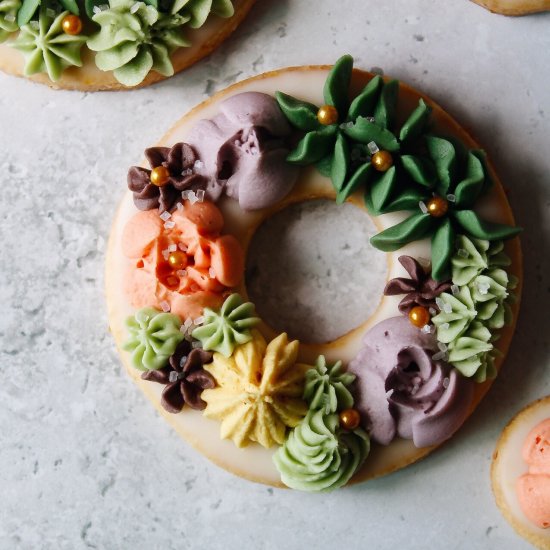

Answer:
[106,68,521,486]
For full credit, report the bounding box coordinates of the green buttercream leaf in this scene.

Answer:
[452,210,522,241]
[13,9,87,81]
[336,162,371,204]
[303,356,355,414]
[316,154,332,177]
[273,409,370,492]
[331,133,350,192]
[472,149,494,194]
[286,125,337,165]
[0,0,21,42]
[347,74,383,120]
[399,99,431,143]
[426,136,456,194]
[275,91,320,132]
[191,294,260,358]
[342,117,400,152]
[375,186,427,214]
[123,307,184,371]
[374,79,398,130]
[323,54,353,116]
[400,155,436,188]
[58,0,79,14]
[370,212,433,252]
[367,165,397,214]
[454,151,485,208]
[431,218,455,282]
[16,0,38,26]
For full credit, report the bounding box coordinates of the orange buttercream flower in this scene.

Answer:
[122,200,244,319]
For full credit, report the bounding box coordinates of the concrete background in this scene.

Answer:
[1,1,549,548]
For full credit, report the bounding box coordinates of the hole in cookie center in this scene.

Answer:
[245,199,388,344]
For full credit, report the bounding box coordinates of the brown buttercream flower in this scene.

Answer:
[384,256,452,314]
[141,340,214,412]
[127,143,207,212]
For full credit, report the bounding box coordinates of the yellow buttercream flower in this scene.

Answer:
[202,331,309,448]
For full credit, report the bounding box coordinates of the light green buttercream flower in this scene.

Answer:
[123,307,184,371]
[432,286,477,344]
[303,356,355,414]
[172,0,233,23]
[12,8,87,81]
[273,409,370,492]
[0,0,20,42]
[192,294,260,358]
[87,0,190,86]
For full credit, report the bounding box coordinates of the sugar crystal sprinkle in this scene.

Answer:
[437,342,448,352]
[451,284,460,296]
[435,297,444,310]
[130,2,140,13]
[175,202,183,210]
[443,303,453,314]
[457,248,469,258]
[208,267,216,278]
[421,324,432,334]
[178,243,187,252]
[179,356,188,368]
[193,160,203,170]
[164,220,176,229]
[196,189,205,202]
[193,316,204,326]
[477,281,491,295]
[160,301,170,312]
[160,211,171,221]
[419,201,428,214]
[440,322,450,330]
[432,350,448,361]
[181,190,190,200]
[443,377,450,389]
[191,341,203,349]
[5,13,15,21]
[169,371,179,383]
[446,194,456,203]
[367,141,379,154]
[176,269,187,277]
[429,307,437,316]
[168,244,177,252]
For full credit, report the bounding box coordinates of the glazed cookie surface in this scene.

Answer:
[0,0,255,90]
[106,59,522,489]
[492,396,550,549]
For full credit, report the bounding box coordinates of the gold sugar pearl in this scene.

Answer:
[317,105,339,126]
[61,14,82,35]
[426,196,449,218]
[150,166,170,187]
[167,251,187,269]
[371,150,393,172]
[339,408,361,431]
[409,306,430,328]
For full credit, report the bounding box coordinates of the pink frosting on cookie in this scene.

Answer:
[517,419,550,529]
[121,200,244,319]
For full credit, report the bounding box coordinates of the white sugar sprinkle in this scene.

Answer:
[437,342,448,352]
[160,211,171,221]
[30,20,39,29]
[176,269,187,277]
[421,324,432,334]
[208,267,216,278]
[160,301,170,312]
[195,189,205,202]
[419,201,428,214]
[191,341,203,349]
[193,160,203,170]
[193,316,205,326]
[175,202,183,210]
[179,355,188,368]
[5,13,15,21]
[432,350,448,361]
[46,7,56,17]
[443,303,453,314]
[188,191,199,205]
[451,284,460,296]
[457,248,469,258]
[130,2,140,13]
[178,243,187,252]
[93,5,102,13]
[184,318,193,328]
[179,325,187,333]
[443,377,450,389]
[182,168,193,176]
[446,193,456,203]
[429,307,437,316]
[435,297,445,310]
[440,322,450,330]
[162,249,170,260]
[367,141,379,154]
[181,190,190,200]
[169,371,179,383]
[477,281,491,295]
[164,220,175,229]
[168,244,177,252]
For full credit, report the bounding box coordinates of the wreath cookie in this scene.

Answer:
[470,0,550,15]
[106,55,522,490]
[492,396,550,549]
[0,0,255,90]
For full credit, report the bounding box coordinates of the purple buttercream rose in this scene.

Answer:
[348,316,474,448]
[187,92,299,210]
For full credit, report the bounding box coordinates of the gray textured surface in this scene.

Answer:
[1,1,549,549]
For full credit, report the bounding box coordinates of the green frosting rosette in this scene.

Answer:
[174,0,233,26]
[123,307,184,371]
[303,356,355,414]
[87,0,190,87]
[274,354,370,492]
[191,294,260,358]
[432,236,516,380]
[0,0,20,42]
[12,8,87,81]
[273,409,370,493]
